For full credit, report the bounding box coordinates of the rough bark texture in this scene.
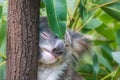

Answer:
[7,0,40,80]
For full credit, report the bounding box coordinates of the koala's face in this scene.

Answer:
[39,18,66,65]
[39,17,90,66]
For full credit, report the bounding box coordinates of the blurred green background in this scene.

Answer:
[0,0,7,80]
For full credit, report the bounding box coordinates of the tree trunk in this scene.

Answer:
[6,0,40,80]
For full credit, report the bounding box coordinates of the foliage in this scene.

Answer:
[40,0,120,79]
[43,0,67,38]
[0,0,7,80]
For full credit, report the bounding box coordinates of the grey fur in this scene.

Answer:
[38,17,89,80]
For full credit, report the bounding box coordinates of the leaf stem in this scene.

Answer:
[0,52,6,60]
[100,71,115,80]
[0,61,6,67]
[76,9,102,31]
[76,13,94,32]
[72,10,80,30]
[67,0,81,28]
[112,65,120,80]
[88,0,120,11]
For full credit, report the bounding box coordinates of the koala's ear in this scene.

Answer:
[70,31,90,55]
[64,29,90,54]
[64,30,90,65]
[72,36,89,54]
[64,29,72,47]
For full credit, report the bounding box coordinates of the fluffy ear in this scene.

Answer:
[74,38,89,55]
[72,33,90,54]
[65,29,90,55]
[64,29,90,63]
[64,29,71,47]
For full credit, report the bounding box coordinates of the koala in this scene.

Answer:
[38,17,89,80]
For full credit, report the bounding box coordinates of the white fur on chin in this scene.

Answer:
[38,63,67,80]
[40,51,57,64]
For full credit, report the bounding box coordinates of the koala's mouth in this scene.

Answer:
[39,47,64,65]
[39,48,57,64]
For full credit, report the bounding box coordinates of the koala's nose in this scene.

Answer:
[54,39,65,54]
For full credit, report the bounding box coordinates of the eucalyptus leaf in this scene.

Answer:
[2,1,8,17]
[102,2,120,21]
[0,18,7,48]
[99,12,115,24]
[112,52,120,64]
[92,51,99,79]
[43,0,67,38]
[101,45,113,60]
[115,29,120,49]
[98,54,113,71]
[93,40,114,45]
[95,24,115,40]
[0,5,2,18]
[92,0,111,4]
[40,0,45,8]
[66,0,76,16]
[79,2,88,21]
[79,64,93,73]
[0,0,6,3]
[0,59,6,80]
[112,65,120,80]
[84,18,102,29]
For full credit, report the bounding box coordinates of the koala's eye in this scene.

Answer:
[56,51,64,55]
[55,35,59,39]
[41,32,49,39]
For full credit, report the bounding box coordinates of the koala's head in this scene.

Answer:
[39,17,90,66]
[39,17,66,65]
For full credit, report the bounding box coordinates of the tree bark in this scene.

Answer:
[7,0,40,80]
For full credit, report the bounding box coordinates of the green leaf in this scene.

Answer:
[115,29,120,49]
[99,68,109,76]
[66,0,76,16]
[99,12,115,25]
[101,45,113,61]
[92,0,111,4]
[95,24,115,40]
[84,18,102,29]
[0,18,7,50]
[43,0,67,39]
[102,2,120,21]
[0,0,6,3]
[81,28,91,33]
[2,1,8,17]
[79,64,93,73]
[92,51,99,79]
[55,0,67,20]
[79,2,88,21]
[0,59,6,80]
[112,52,120,64]
[0,52,6,60]
[98,54,113,71]
[0,5,2,18]
[92,40,114,45]
[40,0,45,8]
[112,65,120,80]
